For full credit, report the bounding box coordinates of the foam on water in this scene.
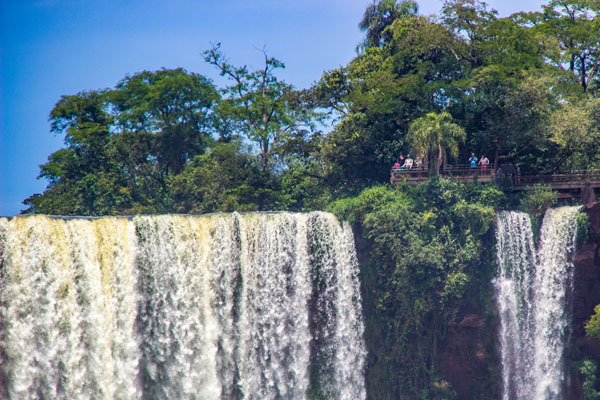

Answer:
[495,206,580,400]
[0,212,366,399]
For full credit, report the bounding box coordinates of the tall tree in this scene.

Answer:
[24,69,220,215]
[318,16,465,192]
[203,44,317,172]
[111,68,219,175]
[517,0,600,94]
[407,111,466,174]
[358,0,418,51]
[23,91,126,215]
[544,0,600,93]
[546,97,600,171]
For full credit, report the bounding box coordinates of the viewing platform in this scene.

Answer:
[390,166,495,185]
[391,167,600,201]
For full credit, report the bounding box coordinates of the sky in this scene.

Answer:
[0,0,546,216]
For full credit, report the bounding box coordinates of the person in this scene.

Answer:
[479,155,489,170]
[502,164,514,185]
[415,156,423,170]
[515,163,521,185]
[404,154,414,170]
[468,153,478,168]
[393,159,402,173]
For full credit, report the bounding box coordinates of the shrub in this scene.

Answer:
[520,184,558,216]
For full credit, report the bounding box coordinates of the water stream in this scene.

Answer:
[0,212,366,400]
[495,206,580,400]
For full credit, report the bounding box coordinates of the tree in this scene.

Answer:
[24,69,220,215]
[464,74,554,172]
[111,68,219,175]
[23,91,125,215]
[358,0,418,51]
[407,112,466,174]
[535,0,600,94]
[203,44,317,172]
[580,359,600,400]
[546,98,600,171]
[317,16,466,193]
[168,140,266,213]
[586,304,600,339]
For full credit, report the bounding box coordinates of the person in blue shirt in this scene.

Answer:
[468,153,478,168]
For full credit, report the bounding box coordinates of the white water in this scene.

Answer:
[0,212,366,400]
[495,206,580,400]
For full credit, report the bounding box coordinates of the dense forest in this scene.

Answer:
[22,0,600,398]
[24,0,600,216]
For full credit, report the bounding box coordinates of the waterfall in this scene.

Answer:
[0,212,366,400]
[495,206,581,400]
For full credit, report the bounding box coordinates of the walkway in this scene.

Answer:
[390,168,600,201]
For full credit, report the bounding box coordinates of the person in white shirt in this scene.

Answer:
[404,154,414,170]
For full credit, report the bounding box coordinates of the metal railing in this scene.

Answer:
[390,165,495,184]
[391,168,600,187]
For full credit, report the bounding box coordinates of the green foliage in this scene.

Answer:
[520,184,558,216]
[586,304,600,340]
[203,44,320,172]
[358,0,418,51]
[531,0,600,94]
[168,141,264,213]
[112,68,219,175]
[329,181,499,398]
[23,69,220,215]
[576,211,591,248]
[25,58,324,215]
[580,359,600,400]
[316,15,465,194]
[407,112,466,174]
[547,98,600,171]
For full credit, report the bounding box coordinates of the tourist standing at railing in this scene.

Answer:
[415,156,423,170]
[393,159,402,173]
[479,155,489,170]
[515,164,521,185]
[468,153,478,168]
[404,154,414,170]
[496,167,503,184]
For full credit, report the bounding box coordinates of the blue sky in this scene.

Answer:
[1,0,545,216]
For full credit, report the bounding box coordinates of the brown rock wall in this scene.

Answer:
[567,202,600,399]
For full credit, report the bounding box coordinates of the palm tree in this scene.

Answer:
[407,112,466,175]
[358,0,418,51]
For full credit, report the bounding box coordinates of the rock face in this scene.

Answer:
[440,312,499,398]
[567,202,600,400]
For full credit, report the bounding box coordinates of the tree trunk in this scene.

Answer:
[261,138,269,172]
[436,144,443,175]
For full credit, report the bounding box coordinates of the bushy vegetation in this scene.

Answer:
[580,359,600,400]
[328,180,502,399]
[586,304,600,340]
[576,211,592,249]
[519,184,559,217]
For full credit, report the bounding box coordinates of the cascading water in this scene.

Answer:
[0,212,366,400]
[495,206,581,400]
